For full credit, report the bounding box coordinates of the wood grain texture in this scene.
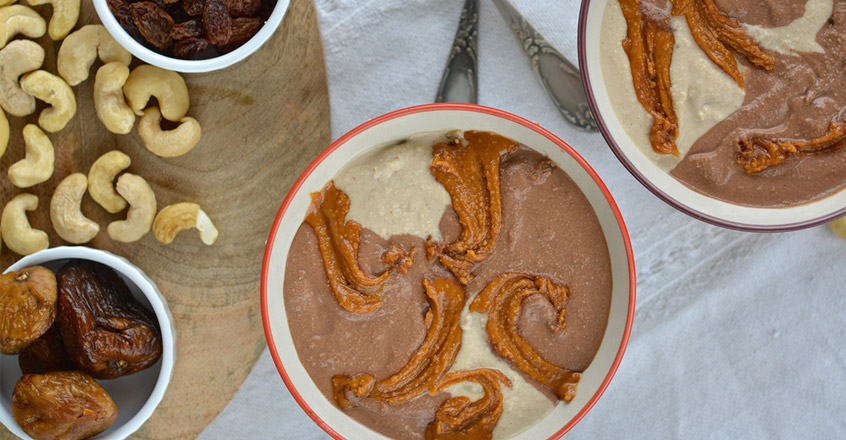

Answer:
[0,0,329,437]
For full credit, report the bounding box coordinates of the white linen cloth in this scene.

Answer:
[200,0,846,438]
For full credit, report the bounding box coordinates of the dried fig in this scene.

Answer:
[57,260,162,379]
[11,370,117,440]
[0,266,57,354]
[19,324,74,375]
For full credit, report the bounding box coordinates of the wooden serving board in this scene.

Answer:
[0,0,330,437]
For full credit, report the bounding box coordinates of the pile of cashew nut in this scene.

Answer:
[0,1,214,255]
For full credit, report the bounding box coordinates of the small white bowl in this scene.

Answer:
[92,0,291,73]
[262,104,636,439]
[0,247,176,440]
[578,0,846,231]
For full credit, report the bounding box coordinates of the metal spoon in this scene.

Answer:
[435,0,479,104]
[491,0,598,132]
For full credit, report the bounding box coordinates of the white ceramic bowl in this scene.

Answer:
[578,0,846,231]
[262,104,636,439]
[0,247,176,440]
[92,0,291,73]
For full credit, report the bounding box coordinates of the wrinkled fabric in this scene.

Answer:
[201,0,846,438]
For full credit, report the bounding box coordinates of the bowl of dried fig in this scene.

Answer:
[93,0,290,73]
[0,247,175,440]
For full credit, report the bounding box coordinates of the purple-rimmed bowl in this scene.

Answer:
[578,0,846,231]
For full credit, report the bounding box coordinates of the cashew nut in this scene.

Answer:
[107,173,156,242]
[2,193,48,255]
[94,62,134,134]
[153,203,218,245]
[0,5,46,49]
[0,1,17,7]
[0,40,44,117]
[88,150,130,214]
[123,65,189,121]
[20,70,76,133]
[50,173,99,244]
[138,106,201,157]
[9,124,53,188]
[0,108,7,158]
[26,0,78,40]
[57,25,132,86]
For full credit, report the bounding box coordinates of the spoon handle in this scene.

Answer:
[436,0,480,104]
[491,0,598,132]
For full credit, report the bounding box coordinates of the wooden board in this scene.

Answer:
[0,0,330,437]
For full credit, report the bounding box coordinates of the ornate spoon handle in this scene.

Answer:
[491,0,598,132]
[436,0,480,104]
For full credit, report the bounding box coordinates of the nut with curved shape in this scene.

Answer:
[57,25,132,86]
[2,193,48,255]
[0,1,17,7]
[88,150,130,214]
[26,0,79,40]
[51,173,99,244]
[9,124,54,188]
[107,173,156,243]
[94,62,134,134]
[154,202,218,245]
[0,5,46,48]
[20,70,77,133]
[0,40,44,117]
[123,65,189,121]
[138,106,201,157]
[0,107,7,158]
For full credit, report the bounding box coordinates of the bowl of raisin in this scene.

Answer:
[0,247,175,440]
[94,0,290,73]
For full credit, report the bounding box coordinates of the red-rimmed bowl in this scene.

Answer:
[578,0,846,231]
[261,104,636,439]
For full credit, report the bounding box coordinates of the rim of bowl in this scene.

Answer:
[0,246,176,440]
[577,0,846,232]
[92,0,291,73]
[261,103,637,440]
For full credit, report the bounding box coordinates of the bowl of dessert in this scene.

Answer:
[262,104,636,439]
[0,247,175,440]
[579,0,846,231]
[93,0,290,73]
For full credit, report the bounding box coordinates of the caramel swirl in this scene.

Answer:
[619,0,679,156]
[736,116,846,174]
[305,181,410,313]
[332,276,465,408]
[470,273,580,401]
[426,131,517,284]
[425,369,512,440]
[671,0,775,88]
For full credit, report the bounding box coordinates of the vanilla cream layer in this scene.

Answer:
[444,301,555,440]
[334,132,452,241]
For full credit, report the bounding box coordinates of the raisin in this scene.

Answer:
[259,0,277,20]
[174,37,209,58]
[19,324,74,375]
[183,0,206,16]
[0,267,57,354]
[108,0,143,39]
[57,261,162,380]
[131,1,176,50]
[227,0,260,17]
[171,19,204,39]
[219,16,261,53]
[12,371,117,440]
[203,0,232,46]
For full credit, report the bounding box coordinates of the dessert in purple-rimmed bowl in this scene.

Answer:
[579,0,846,231]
